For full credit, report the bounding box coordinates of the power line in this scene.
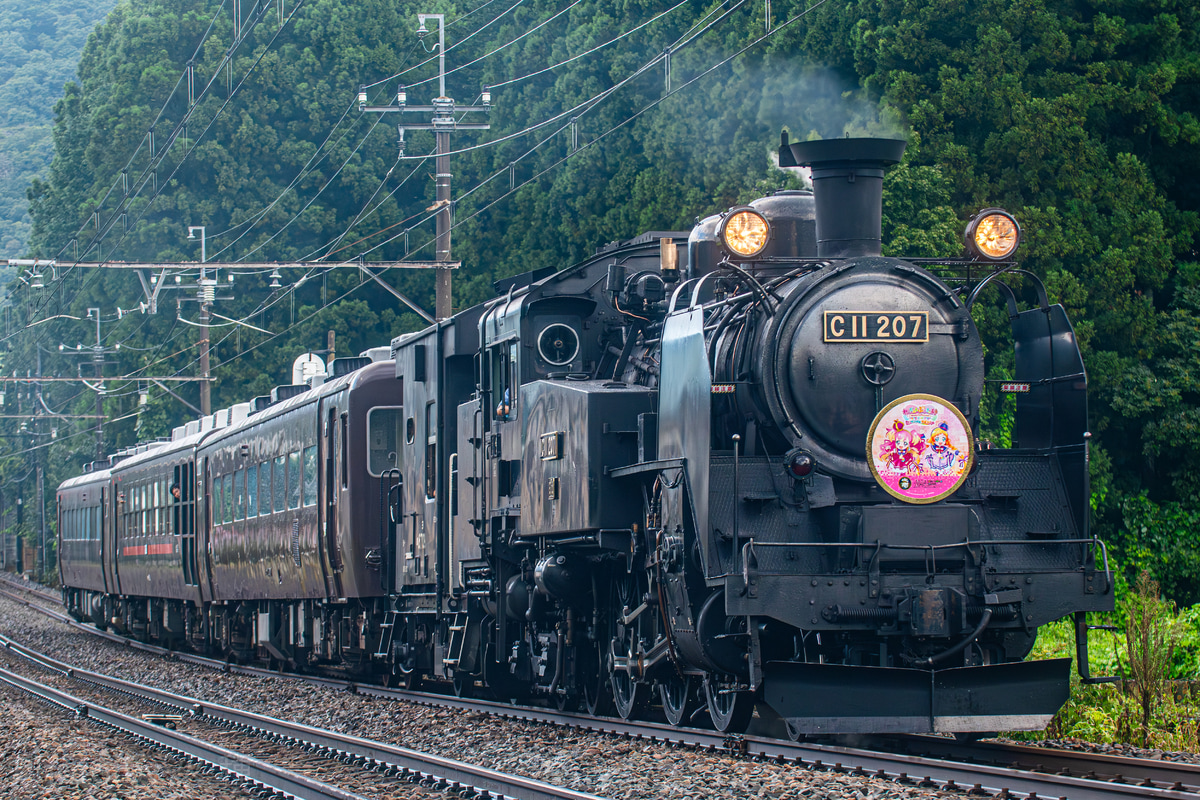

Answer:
[25,0,298,334]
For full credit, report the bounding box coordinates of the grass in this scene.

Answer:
[1015,574,1200,750]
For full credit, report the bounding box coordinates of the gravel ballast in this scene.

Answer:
[0,680,263,800]
[1,592,977,800]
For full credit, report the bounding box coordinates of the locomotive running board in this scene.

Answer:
[761,657,1071,734]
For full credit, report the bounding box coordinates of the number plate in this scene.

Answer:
[823,311,929,343]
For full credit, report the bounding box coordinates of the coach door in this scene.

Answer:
[100,487,117,594]
[174,464,199,587]
[111,482,126,596]
[320,402,344,597]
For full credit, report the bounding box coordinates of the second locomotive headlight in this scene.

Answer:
[965,208,1021,260]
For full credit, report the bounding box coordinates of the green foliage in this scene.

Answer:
[1017,575,1200,749]
[1114,495,1200,606]
[0,0,116,256]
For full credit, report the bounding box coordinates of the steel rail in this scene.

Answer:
[0,628,609,800]
[0,573,63,606]
[0,666,374,800]
[363,690,1200,800]
[892,735,1200,794]
[3,585,1195,800]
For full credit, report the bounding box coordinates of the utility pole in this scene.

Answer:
[188,226,213,415]
[88,308,106,459]
[56,308,120,460]
[358,12,491,320]
[35,349,45,576]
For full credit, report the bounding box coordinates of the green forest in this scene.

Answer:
[2,0,1198,613]
[0,0,118,258]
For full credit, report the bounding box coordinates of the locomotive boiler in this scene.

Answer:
[59,135,1113,736]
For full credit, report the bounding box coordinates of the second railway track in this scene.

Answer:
[0,628,608,800]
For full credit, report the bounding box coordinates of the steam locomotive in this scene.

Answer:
[58,136,1113,735]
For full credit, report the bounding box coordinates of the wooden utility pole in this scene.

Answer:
[358,12,491,320]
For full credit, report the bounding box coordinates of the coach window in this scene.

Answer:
[274,455,287,513]
[223,474,234,523]
[247,463,259,517]
[340,412,349,489]
[288,452,301,509]
[368,407,403,476]
[303,445,318,506]
[234,469,246,520]
[155,482,163,534]
[214,478,224,528]
[259,462,271,516]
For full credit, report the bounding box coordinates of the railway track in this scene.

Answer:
[1,580,1193,800]
[0,628,608,800]
[0,571,64,606]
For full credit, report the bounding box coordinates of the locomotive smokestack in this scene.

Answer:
[778,134,906,259]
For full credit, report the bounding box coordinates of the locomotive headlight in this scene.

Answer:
[965,208,1021,261]
[720,208,770,258]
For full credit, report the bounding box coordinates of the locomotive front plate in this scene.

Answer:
[823,310,929,342]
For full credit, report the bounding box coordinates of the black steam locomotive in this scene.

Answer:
[58,136,1112,735]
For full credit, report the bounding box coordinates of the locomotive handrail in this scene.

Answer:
[666,276,697,314]
[984,372,1087,385]
[742,536,1103,552]
[689,272,720,310]
[966,268,1050,313]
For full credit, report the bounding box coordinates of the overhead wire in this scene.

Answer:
[145,0,775,383]
[10,0,564,387]
[485,0,693,91]
[11,0,282,352]
[399,0,586,93]
[360,0,822,260]
[17,0,827,436]
[35,1,248,312]
[212,0,523,259]
[361,0,529,90]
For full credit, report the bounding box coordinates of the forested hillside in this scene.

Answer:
[0,0,117,257]
[3,0,1199,598]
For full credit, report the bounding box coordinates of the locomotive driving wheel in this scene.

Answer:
[660,673,700,727]
[609,570,650,720]
[385,665,420,691]
[583,641,612,717]
[704,676,755,733]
